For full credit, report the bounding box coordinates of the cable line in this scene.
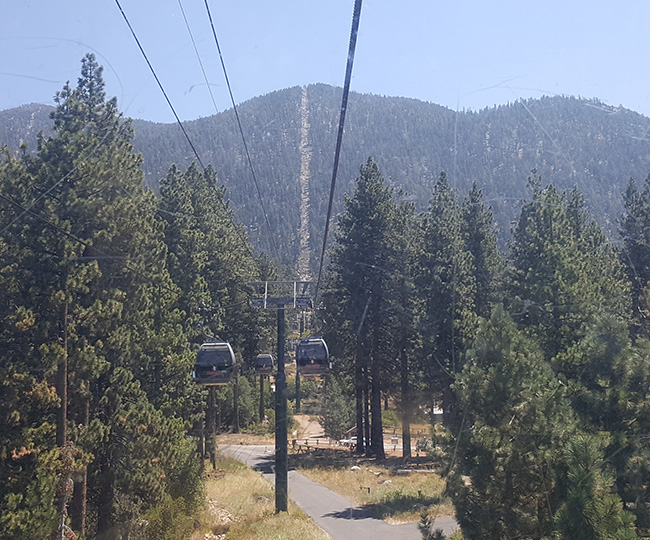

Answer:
[315,0,363,299]
[114,0,204,170]
[0,122,121,236]
[203,0,280,262]
[177,0,220,115]
[0,191,179,295]
[114,0,254,259]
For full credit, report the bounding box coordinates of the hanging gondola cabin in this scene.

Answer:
[193,341,236,385]
[254,353,275,375]
[296,336,330,377]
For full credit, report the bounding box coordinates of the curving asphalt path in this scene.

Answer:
[221,444,458,540]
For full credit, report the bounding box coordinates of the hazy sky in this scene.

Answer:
[3,0,650,123]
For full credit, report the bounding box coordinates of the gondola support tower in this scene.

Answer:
[248,281,314,513]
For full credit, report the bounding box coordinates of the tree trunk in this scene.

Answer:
[259,375,265,423]
[207,387,217,469]
[400,346,411,459]
[370,351,385,460]
[355,341,365,454]
[198,415,205,469]
[364,366,371,456]
[295,369,301,414]
[56,294,68,447]
[70,381,89,536]
[233,374,240,433]
[96,461,114,537]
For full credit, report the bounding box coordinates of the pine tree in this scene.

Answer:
[0,54,204,537]
[508,175,630,360]
[461,182,504,318]
[448,306,577,540]
[553,434,637,540]
[619,175,650,337]
[319,377,355,441]
[418,172,477,424]
[158,161,265,433]
[324,158,402,459]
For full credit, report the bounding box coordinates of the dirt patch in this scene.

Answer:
[293,414,324,438]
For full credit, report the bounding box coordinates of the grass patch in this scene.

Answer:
[215,432,275,446]
[291,449,453,524]
[190,453,331,540]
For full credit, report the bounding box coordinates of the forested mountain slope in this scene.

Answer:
[3,86,650,271]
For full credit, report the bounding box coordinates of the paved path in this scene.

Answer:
[221,444,458,540]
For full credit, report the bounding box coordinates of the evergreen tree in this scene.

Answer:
[553,434,637,540]
[0,54,203,537]
[158,161,265,431]
[508,175,630,360]
[320,377,355,441]
[390,197,421,458]
[324,158,402,458]
[418,172,477,423]
[448,306,577,540]
[619,175,650,337]
[461,182,504,318]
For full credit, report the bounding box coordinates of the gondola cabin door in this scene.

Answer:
[193,341,236,386]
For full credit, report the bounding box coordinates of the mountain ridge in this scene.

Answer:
[2,85,650,272]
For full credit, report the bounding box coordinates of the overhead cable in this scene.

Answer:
[114,0,205,170]
[315,0,363,299]
[203,0,280,261]
[0,191,179,295]
[177,0,220,115]
[114,0,254,259]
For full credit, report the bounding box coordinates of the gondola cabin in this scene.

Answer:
[254,353,275,375]
[193,341,236,386]
[296,337,330,377]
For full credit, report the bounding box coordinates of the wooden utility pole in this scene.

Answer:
[56,293,69,447]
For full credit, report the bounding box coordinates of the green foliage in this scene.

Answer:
[461,183,504,318]
[0,55,208,537]
[619,175,650,337]
[381,409,400,429]
[263,402,296,435]
[508,177,630,359]
[449,306,577,540]
[0,448,59,540]
[143,495,196,540]
[287,376,318,401]
[216,376,258,430]
[319,377,354,440]
[324,158,411,457]
[418,173,477,403]
[552,434,637,540]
